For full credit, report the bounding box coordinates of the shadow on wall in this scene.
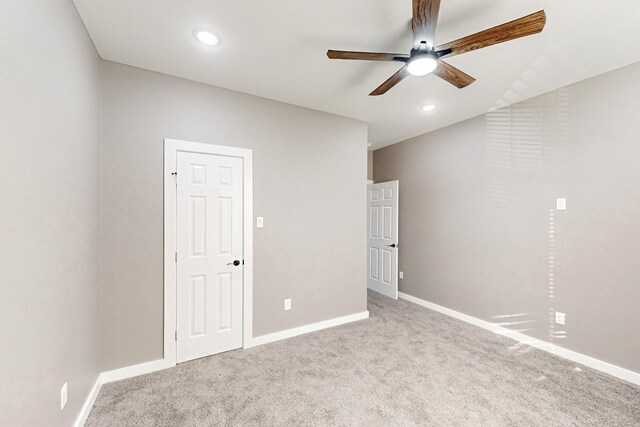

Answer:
[484,86,570,356]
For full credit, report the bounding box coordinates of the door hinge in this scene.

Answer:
[175,331,177,341]
[175,252,177,263]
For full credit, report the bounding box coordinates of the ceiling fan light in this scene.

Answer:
[407,54,438,76]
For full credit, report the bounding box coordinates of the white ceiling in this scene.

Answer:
[73,0,640,148]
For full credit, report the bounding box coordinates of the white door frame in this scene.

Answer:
[164,138,254,366]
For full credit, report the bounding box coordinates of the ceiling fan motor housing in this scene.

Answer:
[410,46,451,59]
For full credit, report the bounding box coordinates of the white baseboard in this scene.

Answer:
[73,310,369,427]
[94,312,369,383]
[73,376,102,427]
[398,292,640,386]
[246,311,370,348]
[100,358,174,384]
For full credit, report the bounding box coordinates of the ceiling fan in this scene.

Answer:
[327,0,546,96]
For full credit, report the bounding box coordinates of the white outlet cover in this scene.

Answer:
[556,198,567,210]
[399,271,404,279]
[555,311,566,325]
[256,217,264,228]
[284,299,291,311]
[61,383,68,410]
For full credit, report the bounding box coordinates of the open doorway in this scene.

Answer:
[367,181,399,299]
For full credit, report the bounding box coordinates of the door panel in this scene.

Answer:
[189,275,207,337]
[217,272,232,332]
[383,206,392,239]
[370,206,380,238]
[190,197,206,257]
[218,197,232,254]
[369,247,379,280]
[177,151,243,363]
[382,249,392,284]
[367,181,399,299]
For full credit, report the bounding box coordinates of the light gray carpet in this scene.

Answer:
[87,291,640,426]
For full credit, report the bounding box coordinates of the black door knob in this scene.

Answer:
[227,259,241,266]
[387,243,397,248]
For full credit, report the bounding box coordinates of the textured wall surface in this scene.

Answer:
[101,61,368,370]
[0,0,101,425]
[374,61,640,373]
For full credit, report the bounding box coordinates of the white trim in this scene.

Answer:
[246,311,370,348]
[73,376,102,427]
[398,292,640,386]
[164,138,254,365]
[82,310,366,396]
[74,360,175,426]
[100,359,174,384]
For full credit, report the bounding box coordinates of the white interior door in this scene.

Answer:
[367,181,399,299]
[176,151,243,363]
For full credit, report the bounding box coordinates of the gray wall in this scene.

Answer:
[367,150,373,181]
[374,61,640,374]
[101,61,368,371]
[0,0,101,425]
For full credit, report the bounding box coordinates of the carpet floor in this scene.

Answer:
[86,291,640,426]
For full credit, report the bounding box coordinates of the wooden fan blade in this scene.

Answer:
[327,50,409,62]
[437,10,546,58]
[433,61,475,88]
[412,0,442,50]
[369,67,410,96]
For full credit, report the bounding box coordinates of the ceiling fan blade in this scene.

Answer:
[437,10,546,58]
[369,66,410,96]
[433,61,475,88]
[412,0,442,50]
[327,50,409,62]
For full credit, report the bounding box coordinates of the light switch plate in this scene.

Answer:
[284,299,291,311]
[555,311,566,325]
[399,271,404,279]
[556,198,567,210]
[256,217,264,228]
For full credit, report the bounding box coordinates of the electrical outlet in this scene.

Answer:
[60,383,68,410]
[399,271,404,279]
[256,217,264,228]
[556,198,567,211]
[284,299,292,311]
[555,311,566,325]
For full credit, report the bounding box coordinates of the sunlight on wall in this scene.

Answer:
[484,85,570,354]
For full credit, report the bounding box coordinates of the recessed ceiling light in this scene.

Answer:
[407,54,438,76]
[421,104,437,112]
[196,31,219,46]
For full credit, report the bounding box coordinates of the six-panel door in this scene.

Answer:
[176,151,244,363]
[367,181,399,299]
